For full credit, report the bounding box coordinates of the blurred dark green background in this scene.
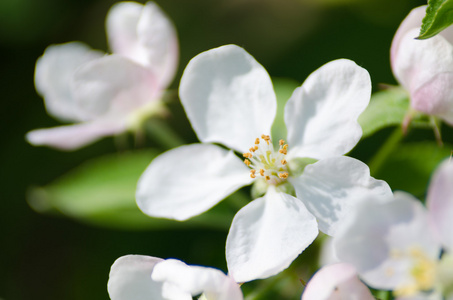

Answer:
[2,0,445,299]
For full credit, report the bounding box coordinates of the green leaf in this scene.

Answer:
[27,150,236,230]
[374,141,452,198]
[418,0,453,39]
[358,87,409,138]
[271,77,300,143]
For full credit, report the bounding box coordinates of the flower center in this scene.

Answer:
[392,247,437,297]
[243,134,289,185]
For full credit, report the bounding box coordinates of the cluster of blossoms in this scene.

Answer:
[28,2,453,300]
[333,159,453,300]
[27,1,178,150]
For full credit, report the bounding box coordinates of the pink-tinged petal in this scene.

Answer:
[179,45,277,153]
[152,259,243,300]
[226,187,318,283]
[334,192,441,291]
[136,143,253,221]
[107,255,168,300]
[411,72,453,125]
[73,55,158,121]
[302,263,374,300]
[290,156,392,236]
[390,6,426,70]
[34,42,104,122]
[284,59,371,160]
[25,120,126,150]
[392,28,453,122]
[427,160,453,252]
[106,1,178,88]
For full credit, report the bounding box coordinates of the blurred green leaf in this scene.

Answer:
[358,87,409,138]
[271,77,300,142]
[27,150,235,230]
[374,141,452,198]
[419,0,453,39]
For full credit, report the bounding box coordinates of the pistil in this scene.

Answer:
[243,134,289,185]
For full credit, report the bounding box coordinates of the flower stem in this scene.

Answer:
[144,118,185,150]
[368,127,403,176]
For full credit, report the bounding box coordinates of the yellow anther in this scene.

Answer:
[283,144,288,150]
[259,169,265,176]
[279,139,284,146]
[250,169,256,179]
[265,175,270,181]
[254,146,258,150]
[243,152,252,158]
[244,159,251,166]
[281,159,287,165]
[250,173,256,179]
[279,149,287,155]
[278,172,289,179]
[255,138,260,145]
[249,147,256,152]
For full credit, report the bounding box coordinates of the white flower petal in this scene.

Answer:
[107,255,168,300]
[73,55,158,121]
[226,187,318,283]
[25,120,125,150]
[284,59,371,160]
[152,259,243,300]
[390,6,426,69]
[396,291,443,300]
[179,45,277,153]
[319,236,340,267]
[106,1,178,88]
[136,143,253,221]
[290,156,392,236]
[334,192,441,291]
[427,160,453,252]
[34,42,103,122]
[302,263,374,300]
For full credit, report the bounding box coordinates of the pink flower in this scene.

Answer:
[26,1,178,150]
[391,5,453,126]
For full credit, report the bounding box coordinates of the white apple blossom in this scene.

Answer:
[136,44,392,283]
[301,263,374,300]
[334,159,453,299]
[391,5,453,126]
[26,1,178,150]
[108,255,243,300]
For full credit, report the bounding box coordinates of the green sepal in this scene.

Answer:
[288,157,318,177]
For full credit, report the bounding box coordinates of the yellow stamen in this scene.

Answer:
[243,152,252,158]
[279,149,287,155]
[244,159,251,166]
[279,139,284,146]
[250,169,256,179]
[278,172,289,179]
[249,147,256,152]
[259,169,265,176]
[265,175,270,181]
[281,159,287,165]
[255,138,260,145]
